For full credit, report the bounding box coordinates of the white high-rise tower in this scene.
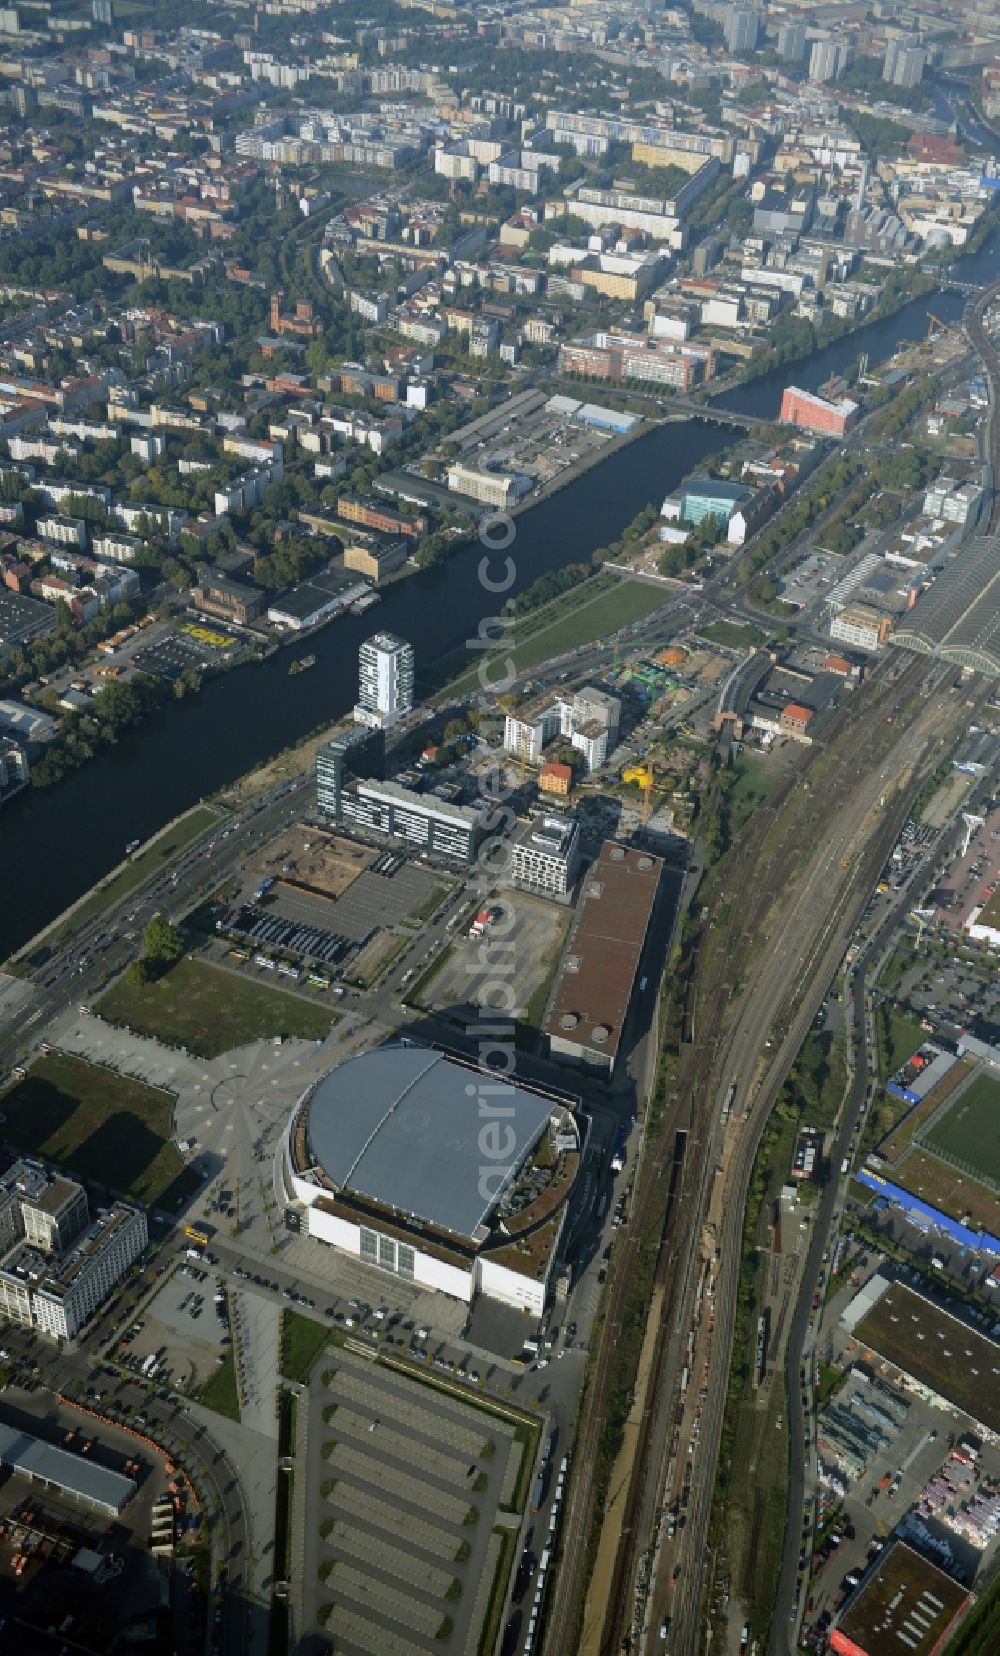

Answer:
[354,632,415,729]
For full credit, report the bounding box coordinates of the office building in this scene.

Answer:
[335,777,487,865]
[830,602,893,653]
[922,477,984,538]
[354,631,415,730]
[0,1160,146,1340]
[726,7,759,53]
[509,813,581,899]
[447,463,520,511]
[315,727,385,822]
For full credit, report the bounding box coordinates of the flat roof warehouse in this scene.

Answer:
[0,1422,134,1516]
[545,842,662,1073]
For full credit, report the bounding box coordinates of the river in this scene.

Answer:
[1,419,729,954]
[6,221,1000,956]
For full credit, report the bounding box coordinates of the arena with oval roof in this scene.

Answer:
[278,1044,583,1313]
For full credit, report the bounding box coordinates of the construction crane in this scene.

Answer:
[927,312,962,341]
[622,762,654,825]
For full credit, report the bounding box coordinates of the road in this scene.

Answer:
[963,279,1000,529]
[0,779,313,1074]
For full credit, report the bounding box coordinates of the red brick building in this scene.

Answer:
[779,385,858,437]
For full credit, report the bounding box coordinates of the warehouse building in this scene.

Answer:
[279,1045,582,1314]
[545,842,662,1074]
[0,1423,135,1516]
[830,1539,971,1656]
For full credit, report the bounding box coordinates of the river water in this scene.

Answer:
[5,222,1000,954]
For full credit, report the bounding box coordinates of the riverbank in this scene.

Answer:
[10,800,223,966]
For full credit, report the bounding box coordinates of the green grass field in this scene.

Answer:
[881,1007,925,1077]
[0,1051,198,1209]
[98,958,334,1057]
[20,805,220,966]
[281,1310,330,1383]
[441,576,669,697]
[199,1352,240,1421]
[923,1072,1000,1185]
[694,619,766,649]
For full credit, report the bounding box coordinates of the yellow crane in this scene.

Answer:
[927,312,962,341]
[622,762,655,825]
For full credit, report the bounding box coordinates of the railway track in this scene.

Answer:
[542,651,961,1656]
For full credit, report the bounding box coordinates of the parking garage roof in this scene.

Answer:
[303,1046,559,1239]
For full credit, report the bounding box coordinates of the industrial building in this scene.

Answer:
[545,842,662,1074]
[892,533,1000,675]
[0,1422,135,1516]
[830,1539,971,1656]
[279,1045,582,1314]
[508,813,581,899]
[266,569,370,630]
[0,1160,147,1340]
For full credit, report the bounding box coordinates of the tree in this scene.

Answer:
[125,959,152,988]
[142,917,184,967]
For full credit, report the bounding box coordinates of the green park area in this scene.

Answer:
[879,1006,925,1077]
[0,1051,198,1209]
[199,1351,240,1422]
[440,575,668,697]
[694,619,765,649]
[281,1309,330,1383]
[98,957,333,1058]
[923,1071,1000,1186]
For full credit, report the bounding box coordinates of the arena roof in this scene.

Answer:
[892,533,1000,676]
[0,1422,135,1515]
[303,1047,558,1239]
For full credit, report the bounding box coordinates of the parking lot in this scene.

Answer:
[413,892,570,1022]
[132,629,226,681]
[114,1259,232,1393]
[304,1343,530,1652]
